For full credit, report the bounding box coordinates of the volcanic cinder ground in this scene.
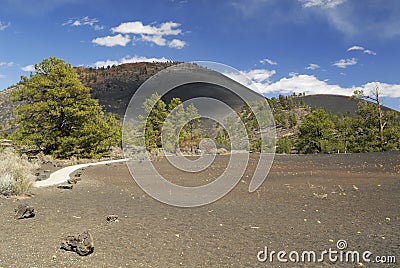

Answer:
[0,152,399,267]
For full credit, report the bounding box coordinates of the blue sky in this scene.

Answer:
[0,0,399,110]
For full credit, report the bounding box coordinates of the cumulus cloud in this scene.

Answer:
[92,34,131,47]
[347,45,376,55]
[269,75,400,98]
[168,39,186,49]
[228,70,400,99]
[112,21,182,36]
[140,34,166,46]
[63,16,104,30]
[0,21,10,31]
[93,55,171,68]
[108,21,186,49]
[332,58,357,68]
[300,0,346,9]
[305,63,320,70]
[21,65,35,72]
[0,61,13,67]
[222,68,277,93]
[260,58,278,65]
[243,69,276,83]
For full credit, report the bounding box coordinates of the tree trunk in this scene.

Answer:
[375,90,385,152]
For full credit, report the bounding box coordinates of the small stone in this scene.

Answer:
[60,231,94,256]
[106,215,119,222]
[67,178,78,184]
[37,174,47,181]
[57,184,73,190]
[15,204,35,219]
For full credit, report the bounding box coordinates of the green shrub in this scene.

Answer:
[276,137,293,154]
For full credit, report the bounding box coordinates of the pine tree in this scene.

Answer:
[297,108,335,154]
[139,93,167,151]
[184,103,201,152]
[162,98,187,153]
[11,57,121,158]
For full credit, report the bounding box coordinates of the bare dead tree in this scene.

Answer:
[354,83,386,151]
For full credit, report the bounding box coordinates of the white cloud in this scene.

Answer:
[363,49,377,56]
[364,82,400,98]
[92,34,131,47]
[300,0,346,9]
[0,61,13,67]
[0,21,10,31]
[261,74,349,95]
[93,25,104,31]
[347,45,376,55]
[226,69,400,99]
[93,55,171,68]
[140,34,166,46]
[0,74,6,79]
[260,58,278,65]
[21,65,35,72]
[347,45,364,51]
[222,68,276,94]
[305,63,320,70]
[168,39,186,49]
[222,71,259,92]
[112,21,182,36]
[332,58,357,68]
[108,21,185,49]
[63,16,104,31]
[243,69,276,83]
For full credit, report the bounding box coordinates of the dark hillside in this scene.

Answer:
[297,94,399,116]
[76,62,179,117]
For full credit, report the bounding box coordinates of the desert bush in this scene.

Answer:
[36,151,55,164]
[108,146,124,159]
[0,148,38,196]
[0,174,16,196]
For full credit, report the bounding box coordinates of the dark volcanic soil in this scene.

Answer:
[0,152,399,267]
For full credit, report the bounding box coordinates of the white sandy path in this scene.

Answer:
[33,159,129,188]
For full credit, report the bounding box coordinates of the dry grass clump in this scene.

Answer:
[0,173,15,196]
[0,148,38,196]
[36,151,55,164]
